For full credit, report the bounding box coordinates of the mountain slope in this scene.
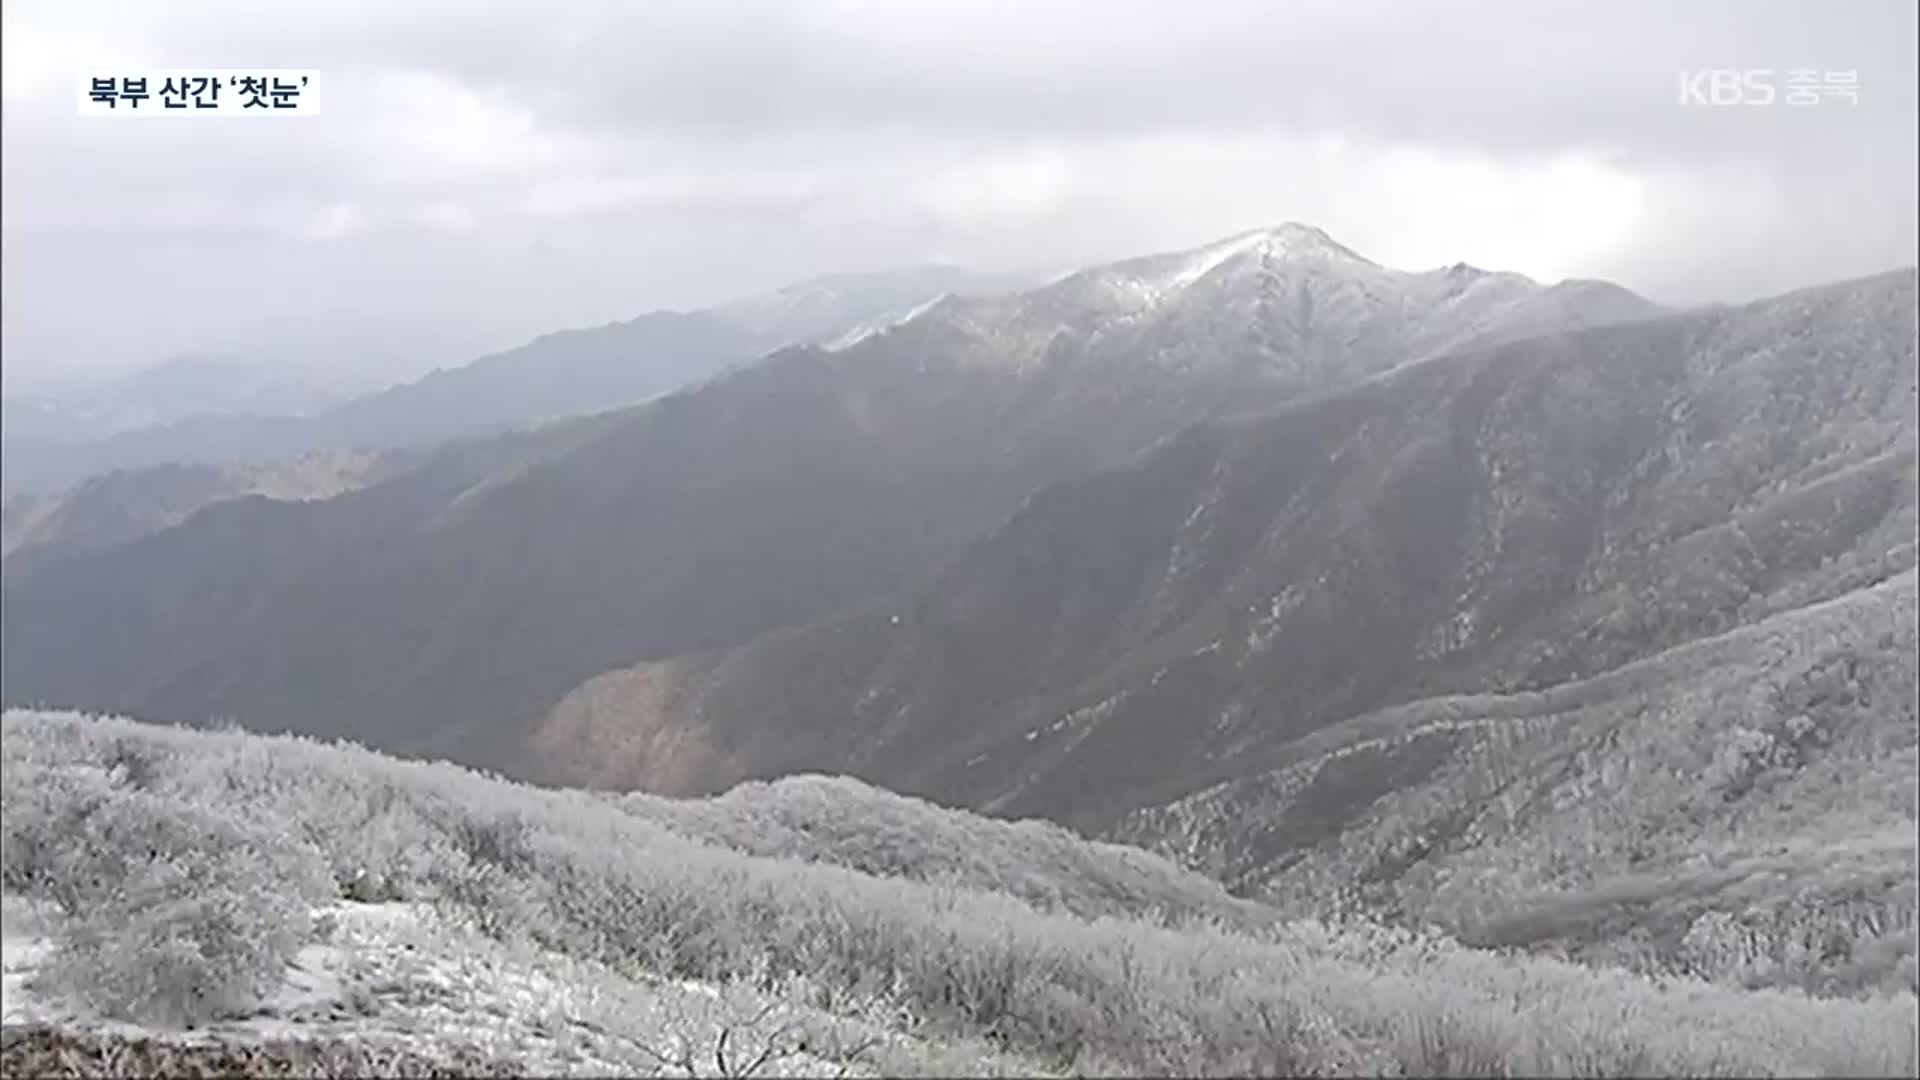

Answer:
[716,264,1034,346]
[5,710,1913,1076]
[1112,568,1917,994]
[0,267,1018,497]
[0,353,366,443]
[0,226,1661,774]
[0,410,626,728]
[606,773,1272,926]
[0,313,756,498]
[0,451,412,577]
[509,267,1915,994]
[522,269,1914,831]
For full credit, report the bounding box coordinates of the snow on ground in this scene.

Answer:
[2,894,1004,1077]
[1,899,56,1028]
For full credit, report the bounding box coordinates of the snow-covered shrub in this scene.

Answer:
[21,787,333,1026]
[614,773,1254,926]
[4,709,1915,1077]
[0,761,114,903]
[32,859,306,1026]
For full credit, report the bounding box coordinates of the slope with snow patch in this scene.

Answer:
[2,895,1039,1078]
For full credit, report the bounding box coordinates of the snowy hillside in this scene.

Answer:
[3,710,1914,1077]
[3,896,1013,1078]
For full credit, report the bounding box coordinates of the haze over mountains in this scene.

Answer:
[0,264,1021,497]
[2,224,1913,995]
[2,225,1663,751]
[1,354,372,441]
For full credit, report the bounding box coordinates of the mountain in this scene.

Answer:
[0,266,1021,497]
[715,264,1037,346]
[506,267,1914,992]
[520,269,1910,813]
[0,353,365,445]
[295,265,1030,455]
[0,225,1662,773]
[0,450,414,578]
[1111,570,1918,994]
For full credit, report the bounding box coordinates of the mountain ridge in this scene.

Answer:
[0,265,1023,497]
[516,267,1914,829]
[1,225,1671,777]
[2,234,1910,1008]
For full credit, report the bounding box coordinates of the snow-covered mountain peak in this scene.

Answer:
[824,223,1658,382]
[1011,223,1386,324]
[1238,222,1373,263]
[1144,223,1375,293]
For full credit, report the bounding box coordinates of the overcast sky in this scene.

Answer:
[3,0,1915,390]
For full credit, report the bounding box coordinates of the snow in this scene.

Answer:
[1159,224,1364,293]
[793,220,1655,394]
[821,293,956,352]
[3,896,59,1025]
[1067,223,1375,318]
[2,940,53,1026]
[1160,229,1281,293]
[0,897,914,1077]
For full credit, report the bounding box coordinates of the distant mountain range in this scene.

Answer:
[1,354,371,443]
[0,265,1025,497]
[1,224,1669,765]
[523,266,1909,991]
[578,268,1909,822]
[2,226,1911,992]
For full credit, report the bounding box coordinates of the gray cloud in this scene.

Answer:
[3,0,1914,386]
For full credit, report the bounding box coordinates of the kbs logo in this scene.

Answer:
[1678,69,1860,107]
[1678,69,1775,106]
